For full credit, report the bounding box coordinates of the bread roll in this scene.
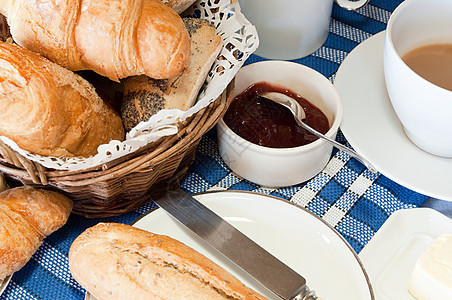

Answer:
[0,41,124,158]
[69,222,267,300]
[121,18,222,131]
[0,186,73,280]
[0,0,190,81]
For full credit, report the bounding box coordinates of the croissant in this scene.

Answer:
[0,186,73,280]
[0,41,124,158]
[0,0,191,82]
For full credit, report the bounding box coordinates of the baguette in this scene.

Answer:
[121,18,222,131]
[0,0,190,81]
[0,41,124,158]
[69,222,267,300]
[0,186,73,280]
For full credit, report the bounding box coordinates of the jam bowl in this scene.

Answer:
[217,61,343,187]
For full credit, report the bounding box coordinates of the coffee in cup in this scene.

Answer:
[402,43,452,92]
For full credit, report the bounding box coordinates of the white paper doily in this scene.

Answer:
[1,0,258,171]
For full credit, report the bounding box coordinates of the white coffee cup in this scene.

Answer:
[384,0,452,157]
[237,0,368,60]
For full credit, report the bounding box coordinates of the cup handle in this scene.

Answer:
[335,0,369,10]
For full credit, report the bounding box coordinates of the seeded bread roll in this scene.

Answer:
[121,18,222,131]
[69,222,267,300]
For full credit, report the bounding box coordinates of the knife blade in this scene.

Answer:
[153,187,319,300]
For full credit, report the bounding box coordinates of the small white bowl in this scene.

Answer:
[217,61,342,187]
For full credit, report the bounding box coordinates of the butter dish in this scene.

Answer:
[408,233,452,300]
[359,208,452,299]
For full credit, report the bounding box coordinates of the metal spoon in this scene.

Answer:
[262,92,377,173]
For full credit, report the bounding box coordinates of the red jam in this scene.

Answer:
[223,81,330,148]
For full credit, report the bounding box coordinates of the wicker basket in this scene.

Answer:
[0,82,233,218]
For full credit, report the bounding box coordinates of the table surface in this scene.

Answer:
[2,0,450,299]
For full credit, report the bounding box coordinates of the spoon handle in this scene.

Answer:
[261,93,377,173]
[297,120,377,173]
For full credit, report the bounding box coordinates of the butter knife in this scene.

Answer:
[153,188,320,300]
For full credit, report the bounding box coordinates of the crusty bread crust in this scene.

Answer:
[0,186,73,280]
[0,41,124,157]
[69,223,267,300]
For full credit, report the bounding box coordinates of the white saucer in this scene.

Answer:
[334,31,452,201]
[359,208,452,299]
[86,191,374,300]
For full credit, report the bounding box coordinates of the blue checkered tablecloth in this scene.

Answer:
[1,0,433,299]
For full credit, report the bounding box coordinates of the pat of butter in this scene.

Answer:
[409,233,452,300]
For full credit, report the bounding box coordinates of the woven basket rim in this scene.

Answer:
[0,81,234,186]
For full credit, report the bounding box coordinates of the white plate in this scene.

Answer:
[359,208,452,300]
[334,31,452,201]
[0,276,11,296]
[86,191,374,300]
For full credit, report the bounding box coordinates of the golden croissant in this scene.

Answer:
[0,0,191,81]
[0,41,124,158]
[0,186,73,280]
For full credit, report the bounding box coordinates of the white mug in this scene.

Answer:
[384,0,452,157]
[238,0,368,60]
